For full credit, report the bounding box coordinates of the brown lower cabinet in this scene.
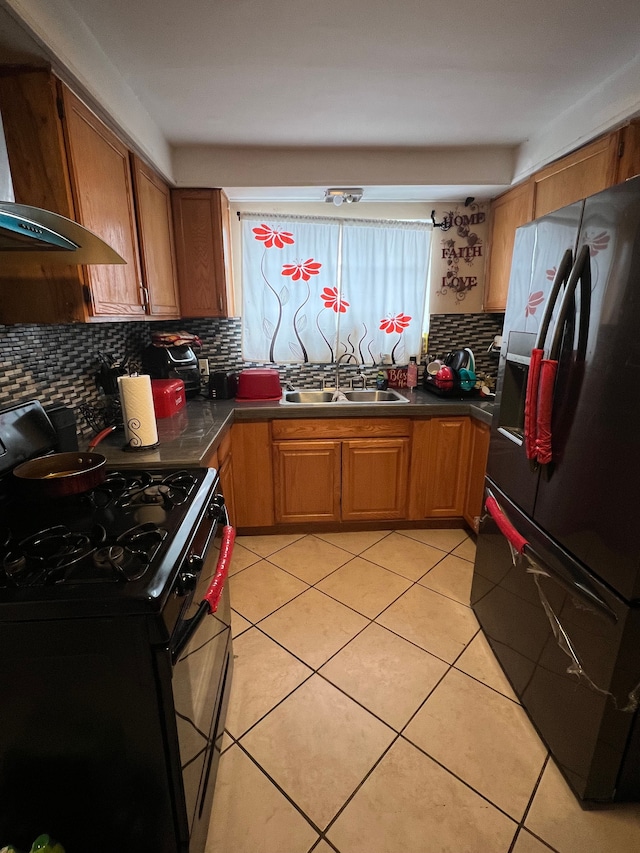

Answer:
[408,417,471,519]
[463,419,490,532]
[273,440,342,522]
[227,422,274,528]
[271,418,411,525]
[212,428,237,528]
[228,415,487,531]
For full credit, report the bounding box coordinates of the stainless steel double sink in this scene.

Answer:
[281,388,409,405]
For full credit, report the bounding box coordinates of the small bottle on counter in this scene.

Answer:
[407,356,418,390]
[376,369,388,390]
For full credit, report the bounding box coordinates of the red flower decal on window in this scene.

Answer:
[281,259,322,281]
[321,286,349,313]
[252,224,295,248]
[585,231,610,257]
[525,290,545,317]
[380,313,412,334]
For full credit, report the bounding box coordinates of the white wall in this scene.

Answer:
[3,0,173,178]
[172,145,514,191]
[5,0,640,193]
[514,53,640,181]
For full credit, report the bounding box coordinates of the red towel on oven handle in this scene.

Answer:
[203,524,236,614]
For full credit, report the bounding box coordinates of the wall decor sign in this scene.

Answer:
[429,202,488,315]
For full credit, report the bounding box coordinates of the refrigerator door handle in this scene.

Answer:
[485,490,528,554]
[549,244,591,362]
[536,245,591,465]
[524,249,574,462]
[485,488,617,624]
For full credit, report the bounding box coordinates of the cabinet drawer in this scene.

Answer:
[272,418,411,440]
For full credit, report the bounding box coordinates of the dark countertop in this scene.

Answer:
[96,389,495,469]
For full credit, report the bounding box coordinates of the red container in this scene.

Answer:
[151,378,187,418]
[236,368,282,401]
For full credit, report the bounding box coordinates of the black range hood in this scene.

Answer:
[0,111,125,270]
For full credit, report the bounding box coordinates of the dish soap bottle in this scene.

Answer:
[376,369,388,390]
[407,357,418,391]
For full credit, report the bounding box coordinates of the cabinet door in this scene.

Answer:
[230,422,274,528]
[273,440,341,523]
[62,87,145,317]
[171,189,229,317]
[617,120,640,183]
[342,438,409,521]
[533,132,621,218]
[131,155,180,318]
[0,70,87,323]
[219,453,236,528]
[423,417,471,518]
[484,180,534,312]
[463,420,490,533]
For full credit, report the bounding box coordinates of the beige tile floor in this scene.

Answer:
[206,529,640,853]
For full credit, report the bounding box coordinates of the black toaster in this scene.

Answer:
[208,371,239,399]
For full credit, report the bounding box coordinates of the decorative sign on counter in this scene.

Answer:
[386,367,408,388]
[429,201,488,315]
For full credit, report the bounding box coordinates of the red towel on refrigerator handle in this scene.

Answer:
[524,348,543,461]
[536,359,558,465]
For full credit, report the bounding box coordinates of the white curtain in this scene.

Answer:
[242,214,430,364]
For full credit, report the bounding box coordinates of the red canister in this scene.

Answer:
[151,379,187,418]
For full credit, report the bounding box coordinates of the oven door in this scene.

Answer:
[168,508,234,852]
[173,585,232,852]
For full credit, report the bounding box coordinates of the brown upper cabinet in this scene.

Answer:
[171,188,232,318]
[130,155,180,317]
[484,121,640,312]
[0,69,180,323]
[483,180,534,312]
[61,87,145,319]
[532,131,622,219]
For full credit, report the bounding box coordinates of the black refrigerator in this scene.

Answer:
[471,174,640,802]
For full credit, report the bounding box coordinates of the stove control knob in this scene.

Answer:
[177,568,198,595]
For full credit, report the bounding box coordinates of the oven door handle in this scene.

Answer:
[170,522,236,664]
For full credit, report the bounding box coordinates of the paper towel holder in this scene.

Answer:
[122,437,160,451]
[118,373,160,451]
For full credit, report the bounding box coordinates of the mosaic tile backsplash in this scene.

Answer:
[0,312,504,437]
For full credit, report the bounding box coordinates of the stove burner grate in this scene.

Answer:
[1,522,168,587]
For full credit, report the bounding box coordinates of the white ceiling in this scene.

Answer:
[1,0,640,200]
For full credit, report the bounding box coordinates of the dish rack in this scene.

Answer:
[422,373,480,398]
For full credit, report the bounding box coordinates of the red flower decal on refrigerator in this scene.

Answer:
[525,291,545,317]
[585,231,610,257]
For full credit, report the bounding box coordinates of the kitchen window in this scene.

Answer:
[241,213,431,364]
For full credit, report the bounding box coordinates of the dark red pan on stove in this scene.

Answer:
[12,426,116,498]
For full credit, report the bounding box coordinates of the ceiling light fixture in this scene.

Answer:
[324,188,364,206]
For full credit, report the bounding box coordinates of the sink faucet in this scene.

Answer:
[352,367,367,390]
[334,352,357,390]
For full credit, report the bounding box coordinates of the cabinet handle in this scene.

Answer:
[139,282,149,311]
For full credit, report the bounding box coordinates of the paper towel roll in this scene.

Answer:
[117,374,159,449]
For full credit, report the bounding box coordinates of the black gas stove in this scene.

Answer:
[0,463,220,619]
[0,402,234,853]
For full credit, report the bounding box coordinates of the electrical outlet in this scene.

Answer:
[198,359,210,376]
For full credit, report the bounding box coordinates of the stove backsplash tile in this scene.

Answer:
[0,312,504,434]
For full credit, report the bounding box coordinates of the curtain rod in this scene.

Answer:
[236,211,432,230]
